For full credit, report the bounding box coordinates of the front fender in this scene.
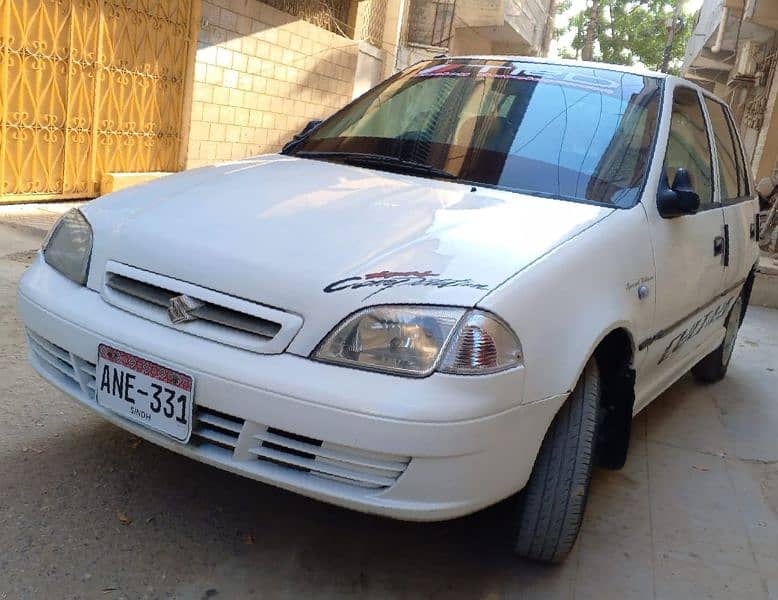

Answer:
[477,205,656,404]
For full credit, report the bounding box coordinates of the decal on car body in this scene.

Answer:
[625,275,654,293]
[657,297,735,365]
[324,271,489,300]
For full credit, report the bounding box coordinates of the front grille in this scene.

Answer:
[106,273,282,339]
[28,329,76,380]
[101,262,303,354]
[26,329,410,494]
[249,428,410,490]
[27,329,96,399]
[191,407,245,455]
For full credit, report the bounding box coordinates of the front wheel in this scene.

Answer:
[691,296,743,384]
[512,359,600,563]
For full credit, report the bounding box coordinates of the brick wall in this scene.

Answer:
[187,0,360,168]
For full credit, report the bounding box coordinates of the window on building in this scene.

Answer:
[665,87,714,207]
[406,0,457,48]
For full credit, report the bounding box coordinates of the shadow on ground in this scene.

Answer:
[1,417,572,598]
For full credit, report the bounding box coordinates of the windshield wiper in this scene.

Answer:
[294,151,459,180]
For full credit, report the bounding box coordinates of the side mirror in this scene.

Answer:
[282,119,323,153]
[298,119,323,137]
[657,168,701,218]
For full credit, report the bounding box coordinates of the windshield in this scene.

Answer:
[290,60,662,207]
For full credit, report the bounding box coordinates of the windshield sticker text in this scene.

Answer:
[324,271,489,300]
[415,63,627,96]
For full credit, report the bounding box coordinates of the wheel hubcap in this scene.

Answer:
[722,297,742,366]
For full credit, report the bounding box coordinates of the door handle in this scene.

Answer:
[714,235,725,256]
[723,223,730,267]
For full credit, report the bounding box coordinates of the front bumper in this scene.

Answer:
[17,257,566,521]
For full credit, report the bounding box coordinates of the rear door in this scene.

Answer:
[702,96,760,290]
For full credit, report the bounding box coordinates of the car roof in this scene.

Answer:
[449,54,669,79]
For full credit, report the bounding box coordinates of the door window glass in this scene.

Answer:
[704,97,747,200]
[665,87,714,207]
[723,101,750,197]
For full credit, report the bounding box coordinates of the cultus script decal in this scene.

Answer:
[324,271,489,300]
[657,297,735,365]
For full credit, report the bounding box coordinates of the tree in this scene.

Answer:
[557,0,692,74]
[582,0,599,61]
[660,0,685,72]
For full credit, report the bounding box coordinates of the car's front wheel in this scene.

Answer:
[513,359,600,563]
[692,295,743,384]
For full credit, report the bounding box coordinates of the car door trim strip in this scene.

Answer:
[637,277,747,351]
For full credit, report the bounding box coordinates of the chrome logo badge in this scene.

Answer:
[168,295,203,324]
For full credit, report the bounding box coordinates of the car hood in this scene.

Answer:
[84,155,612,351]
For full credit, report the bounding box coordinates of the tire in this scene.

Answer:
[513,359,600,563]
[692,295,743,384]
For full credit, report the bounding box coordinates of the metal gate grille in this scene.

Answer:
[0,0,193,203]
[262,0,353,36]
[356,0,388,47]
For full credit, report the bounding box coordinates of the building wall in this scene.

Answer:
[682,0,726,71]
[186,0,360,168]
[750,59,778,181]
[394,0,551,72]
[682,1,778,182]
[505,0,554,54]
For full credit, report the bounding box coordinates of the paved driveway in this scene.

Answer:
[1,222,777,599]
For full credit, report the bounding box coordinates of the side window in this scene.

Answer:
[665,87,714,207]
[725,103,750,197]
[704,97,748,200]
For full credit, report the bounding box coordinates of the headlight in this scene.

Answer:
[314,306,522,377]
[43,208,93,285]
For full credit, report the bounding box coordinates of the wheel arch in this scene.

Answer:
[557,324,637,470]
[739,263,758,326]
[590,327,637,469]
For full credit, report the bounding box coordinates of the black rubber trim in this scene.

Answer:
[637,277,747,351]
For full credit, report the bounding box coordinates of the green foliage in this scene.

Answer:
[554,0,575,39]
[557,0,692,73]
[557,47,579,59]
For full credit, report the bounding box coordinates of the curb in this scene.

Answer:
[752,254,778,309]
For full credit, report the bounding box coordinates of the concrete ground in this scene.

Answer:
[1,220,777,600]
[0,202,83,235]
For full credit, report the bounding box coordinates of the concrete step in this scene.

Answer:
[752,254,778,309]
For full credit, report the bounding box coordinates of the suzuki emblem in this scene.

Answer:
[168,295,204,324]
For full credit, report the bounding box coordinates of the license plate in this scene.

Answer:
[96,344,194,442]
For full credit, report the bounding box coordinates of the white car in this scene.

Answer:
[18,57,759,562]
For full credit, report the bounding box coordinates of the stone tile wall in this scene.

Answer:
[187,0,359,167]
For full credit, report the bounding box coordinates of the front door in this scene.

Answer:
[639,86,727,402]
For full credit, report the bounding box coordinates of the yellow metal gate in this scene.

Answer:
[0,0,194,203]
